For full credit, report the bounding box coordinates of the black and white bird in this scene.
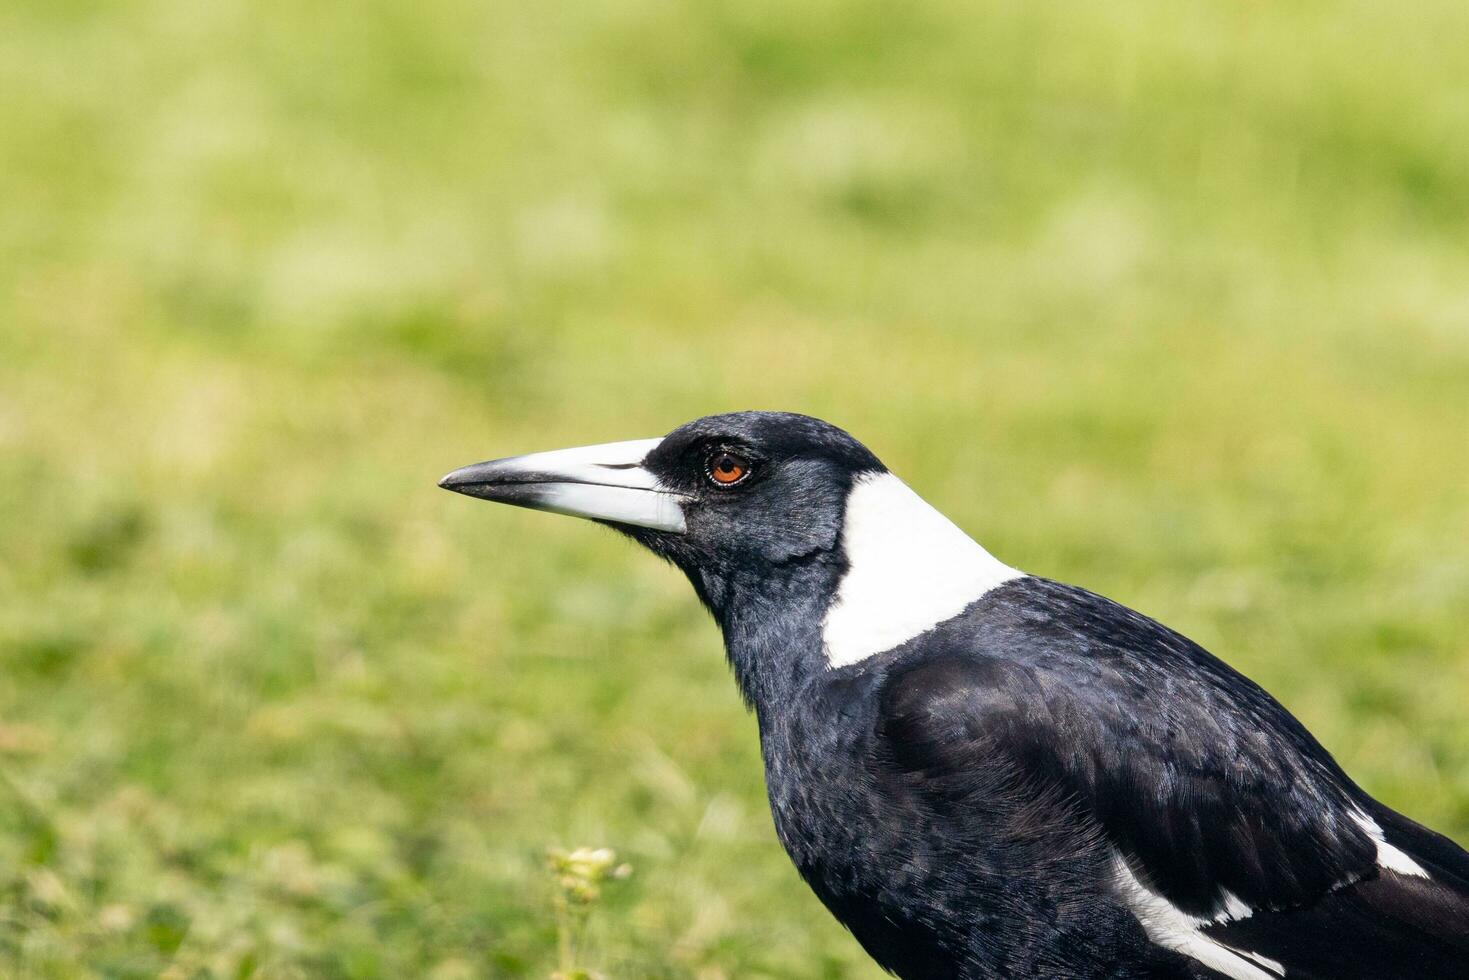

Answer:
[440,411,1469,980]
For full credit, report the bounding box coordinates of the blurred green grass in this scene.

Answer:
[2,0,1468,976]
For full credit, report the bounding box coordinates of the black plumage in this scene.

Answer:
[814,579,1469,978]
[440,411,1469,979]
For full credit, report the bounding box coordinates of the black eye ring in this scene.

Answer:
[705,450,752,488]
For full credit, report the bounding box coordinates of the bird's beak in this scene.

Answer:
[438,437,687,533]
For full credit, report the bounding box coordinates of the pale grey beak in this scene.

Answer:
[438,438,687,533]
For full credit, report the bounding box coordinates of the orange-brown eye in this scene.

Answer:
[706,451,750,487]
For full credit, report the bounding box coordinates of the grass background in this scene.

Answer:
[3,0,1468,976]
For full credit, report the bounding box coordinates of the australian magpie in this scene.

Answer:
[440,411,1469,980]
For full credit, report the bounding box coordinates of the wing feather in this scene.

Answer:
[873,578,1469,978]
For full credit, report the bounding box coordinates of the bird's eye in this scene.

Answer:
[705,451,751,487]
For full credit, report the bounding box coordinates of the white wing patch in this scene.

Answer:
[822,473,1022,668]
[1115,813,1431,977]
[1214,890,1253,923]
[1111,856,1285,980]
[1351,810,1430,879]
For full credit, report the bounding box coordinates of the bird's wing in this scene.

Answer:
[873,578,1469,980]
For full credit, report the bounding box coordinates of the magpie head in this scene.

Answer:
[439,411,885,613]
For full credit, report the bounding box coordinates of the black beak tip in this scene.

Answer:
[438,466,482,493]
[438,463,521,502]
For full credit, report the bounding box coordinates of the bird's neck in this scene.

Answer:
[695,473,1021,724]
[820,473,1021,667]
[701,558,843,722]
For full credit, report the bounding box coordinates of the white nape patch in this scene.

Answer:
[1350,810,1430,879]
[1112,857,1285,980]
[821,473,1022,668]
